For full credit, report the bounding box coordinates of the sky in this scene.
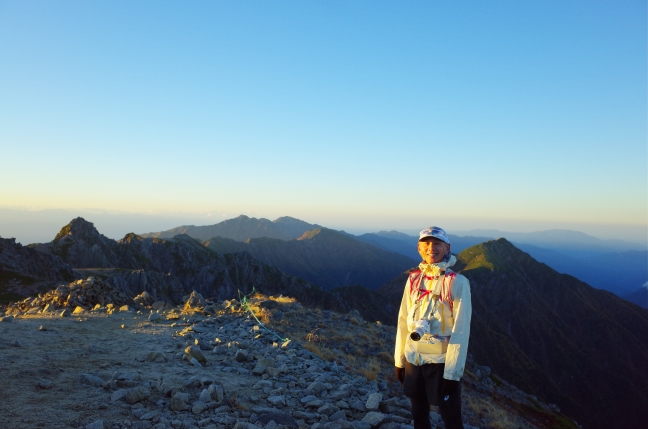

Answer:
[1,1,646,245]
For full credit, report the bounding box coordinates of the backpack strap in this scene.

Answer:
[441,270,456,312]
[408,269,423,296]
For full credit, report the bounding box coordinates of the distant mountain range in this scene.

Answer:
[140,215,321,241]
[139,216,647,303]
[454,228,647,255]
[624,285,648,308]
[353,229,647,300]
[2,216,648,428]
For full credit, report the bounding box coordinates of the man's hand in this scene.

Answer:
[394,367,405,384]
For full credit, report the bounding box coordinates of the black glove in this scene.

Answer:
[440,379,460,407]
[394,367,405,384]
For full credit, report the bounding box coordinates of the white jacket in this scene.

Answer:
[394,255,472,381]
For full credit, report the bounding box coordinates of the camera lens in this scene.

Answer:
[410,331,422,341]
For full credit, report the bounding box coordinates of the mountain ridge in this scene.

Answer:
[205,227,417,291]
[140,215,322,242]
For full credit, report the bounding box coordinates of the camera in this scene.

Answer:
[410,319,430,341]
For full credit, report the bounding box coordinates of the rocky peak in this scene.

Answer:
[54,217,101,242]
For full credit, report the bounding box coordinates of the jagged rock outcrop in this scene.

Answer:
[0,236,79,300]
[105,269,187,304]
[30,217,139,268]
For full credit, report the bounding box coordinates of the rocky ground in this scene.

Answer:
[0,278,572,429]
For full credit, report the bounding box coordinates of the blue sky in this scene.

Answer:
[1,1,646,243]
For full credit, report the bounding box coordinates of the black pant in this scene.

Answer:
[404,361,464,429]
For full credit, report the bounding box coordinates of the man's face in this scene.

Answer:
[418,237,449,264]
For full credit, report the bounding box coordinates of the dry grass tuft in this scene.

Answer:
[303,342,336,361]
[376,351,394,365]
[306,328,323,343]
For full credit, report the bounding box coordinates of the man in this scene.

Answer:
[394,226,472,429]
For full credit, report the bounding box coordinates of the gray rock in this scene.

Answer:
[170,392,190,411]
[377,424,400,429]
[318,404,340,417]
[232,423,262,429]
[184,376,201,388]
[362,412,387,427]
[111,389,128,402]
[235,349,249,362]
[140,410,160,420]
[306,399,325,408]
[255,411,299,428]
[300,395,319,404]
[208,383,224,402]
[132,409,148,419]
[199,388,211,402]
[126,387,151,404]
[329,410,347,422]
[323,422,355,429]
[267,395,286,407]
[185,346,206,364]
[308,381,326,396]
[0,316,14,322]
[350,422,371,429]
[146,351,168,363]
[336,400,349,409]
[79,373,104,387]
[85,420,105,429]
[350,400,366,412]
[191,400,209,414]
[365,392,382,411]
[184,290,206,310]
[37,378,52,389]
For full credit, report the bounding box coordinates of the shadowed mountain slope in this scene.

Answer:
[457,239,648,429]
[204,228,417,291]
[0,237,79,301]
[140,215,321,242]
